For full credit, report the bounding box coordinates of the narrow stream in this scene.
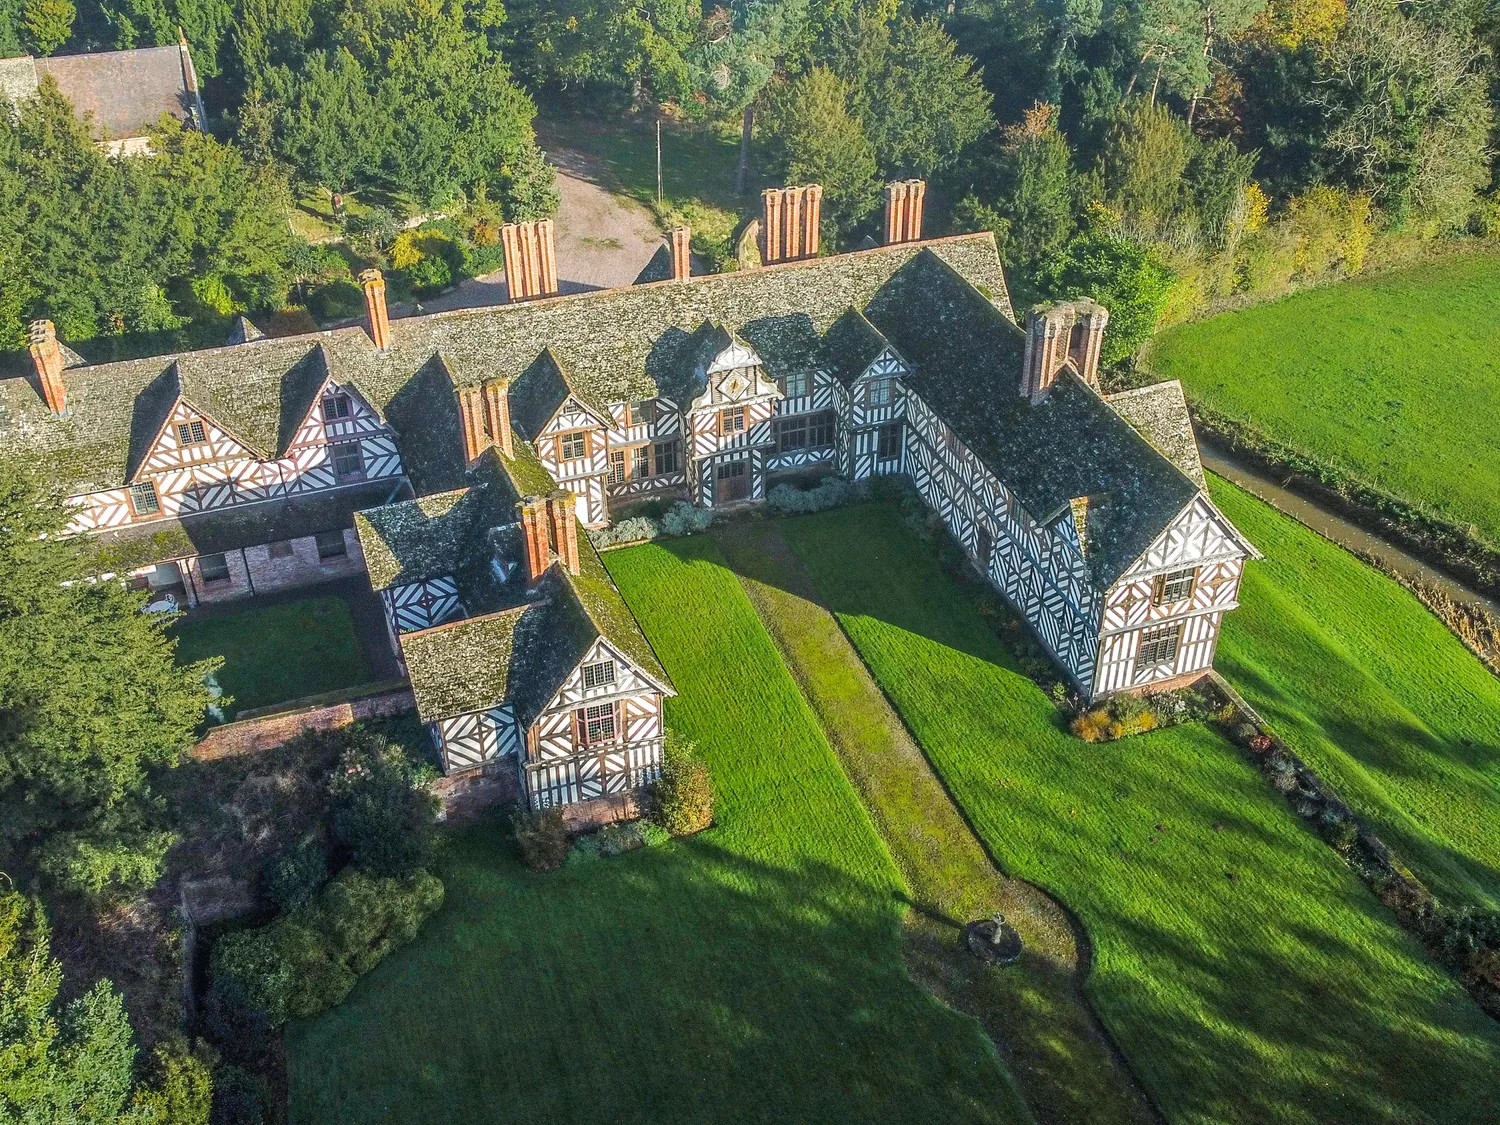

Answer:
[1200,441,1500,617]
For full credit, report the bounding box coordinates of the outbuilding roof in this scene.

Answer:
[14,46,199,140]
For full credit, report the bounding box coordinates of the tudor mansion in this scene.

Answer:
[0,181,1256,811]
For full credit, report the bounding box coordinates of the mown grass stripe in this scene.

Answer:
[782,501,1500,1125]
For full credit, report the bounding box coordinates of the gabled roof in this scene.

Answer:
[864,250,1200,589]
[29,46,196,140]
[633,244,675,285]
[401,520,672,725]
[226,316,265,345]
[507,348,606,439]
[0,235,1008,497]
[818,307,899,386]
[1105,380,1205,488]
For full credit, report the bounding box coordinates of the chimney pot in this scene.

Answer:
[547,492,581,576]
[518,499,551,583]
[669,226,692,282]
[761,186,823,264]
[458,385,486,463]
[28,319,67,415]
[482,379,514,459]
[502,220,559,302]
[359,269,391,351]
[883,180,926,244]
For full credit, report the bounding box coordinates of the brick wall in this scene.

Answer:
[186,528,366,605]
[192,686,415,759]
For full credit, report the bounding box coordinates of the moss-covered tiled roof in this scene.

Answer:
[402,571,597,725]
[818,307,894,386]
[563,530,671,691]
[85,478,405,573]
[1104,380,1206,488]
[0,234,1006,497]
[863,250,1199,588]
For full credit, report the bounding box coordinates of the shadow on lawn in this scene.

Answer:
[288,810,1032,1125]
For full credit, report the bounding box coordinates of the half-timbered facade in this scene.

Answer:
[2,207,1256,809]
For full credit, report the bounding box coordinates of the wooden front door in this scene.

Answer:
[715,459,749,503]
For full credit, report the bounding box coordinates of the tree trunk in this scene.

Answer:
[735,103,753,196]
[1150,63,1163,105]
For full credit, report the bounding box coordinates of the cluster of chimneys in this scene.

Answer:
[1021,299,1110,402]
[517,492,580,583]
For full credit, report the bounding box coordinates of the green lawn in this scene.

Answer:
[171,596,371,716]
[1147,252,1500,546]
[286,537,1031,1124]
[1210,475,1500,909]
[782,503,1500,1125]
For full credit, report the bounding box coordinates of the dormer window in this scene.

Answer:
[867,378,893,407]
[176,420,206,445]
[323,392,353,420]
[780,371,809,398]
[1153,567,1198,605]
[560,431,588,461]
[628,400,654,426]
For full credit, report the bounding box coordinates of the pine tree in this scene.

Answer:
[0,462,215,895]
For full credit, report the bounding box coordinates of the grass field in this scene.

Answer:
[1147,252,1500,546]
[171,596,370,715]
[1209,475,1500,909]
[286,537,1031,1124]
[782,503,1500,1125]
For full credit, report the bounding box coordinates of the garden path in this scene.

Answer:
[713,517,1161,1125]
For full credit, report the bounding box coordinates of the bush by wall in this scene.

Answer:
[765,477,870,515]
[512,807,569,871]
[587,502,717,549]
[650,734,714,836]
[259,833,328,913]
[1069,684,1227,742]
[328,735,441,878]
[211,868,444,1027]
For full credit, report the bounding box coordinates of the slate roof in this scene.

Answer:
[0,56,37,108]
[31,46,195,140]
[400,521,672,724]
[1105,380,1206,488]
[354,448,530,615]
[818,307,896,386]
[0,235,1008,497]
[85,478,405,573]
[863,251,1201,589]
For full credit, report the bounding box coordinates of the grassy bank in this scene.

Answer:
[1209,475,1500,910]
[782,502,1500,1125]
[1147,252,1500,550]
[286,536,1030,1124]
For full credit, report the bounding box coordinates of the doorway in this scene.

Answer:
[715,459,750,503]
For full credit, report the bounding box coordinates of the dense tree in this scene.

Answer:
[1040,221,1176,362]
[824,11,994,177]
[991,101,1075,273]
[760,66,880,246]
[1311,0,1492,228]
[500,0,697,104]
[23,0,75,52]
[0,891,213,1121]
[0,462,215,894]
[0,81,301,346]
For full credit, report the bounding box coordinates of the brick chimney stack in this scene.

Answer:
[517,498,552,583]
[1066,300,1109,389]
[457,385,486,463]
[546,492,581,576]
[360,269,391,351]
[760,185,823,264]
[28,320,67,416]
[481,379,514,459]
[1021,300,1112,402]
[669,226,692,282]
[883,180,926,244]
[501,219,559,302]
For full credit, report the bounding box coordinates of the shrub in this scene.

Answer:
[209,1065,267,1125]
[639,821,672,847]
[132,1038,214,1125]
[588,515,661,549]
[211,869,444,1026]
[1247,734,1273,754]
[513,807,569,871]
[260,834,328,912]
[1323,816,1360,853]
[1070,708,1112,742]
[565,833,605,867]
[766,477,867,515]
[328,736,439,878]
[652,734,714,836]
[660,502,715,537]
